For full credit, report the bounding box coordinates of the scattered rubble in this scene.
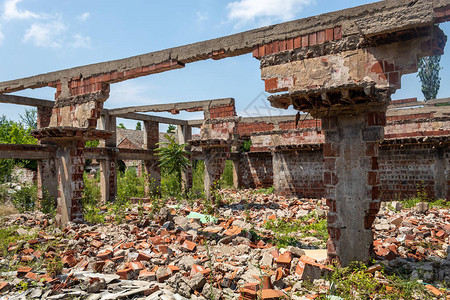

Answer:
[0,189,449,299]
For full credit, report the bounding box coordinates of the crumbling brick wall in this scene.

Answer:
[239,143,449,201]
[379,144,438,201]
[239,152,273,188]
[273,150,324,198]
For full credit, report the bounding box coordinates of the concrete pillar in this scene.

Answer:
[99,114,116,147]
[98,114,117,202]
[434,147,446,200]
[55,140,85,226]
[204,147,228,199]
[232,159,240,189]
[143,121,160,195]
[322,109,386,266]
[100,149,117,203]
[36,107,58,207]
[177,125,193,192]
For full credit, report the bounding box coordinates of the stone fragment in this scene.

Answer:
[189,272,207,291]
[156,266,172,282]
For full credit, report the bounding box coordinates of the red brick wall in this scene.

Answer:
[239,153,273,188]
[379,144,439,201]
[239,143,449,201]
[273,150,325,199]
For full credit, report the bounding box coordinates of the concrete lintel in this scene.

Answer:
[0,93,54,108]
[118,148,156,161]
[0,144,56,159]
[110,112,188,126]
[107,98,234,115]
[1,0,446,93]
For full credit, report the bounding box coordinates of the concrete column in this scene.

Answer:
[36,107,58,208]
[204,147,228,199]
[177,125,193,192]
[99,114,116,147]
[100,149,117,203]
[55,140,85,226]
[98,114,117,203]
[322,109,386,266]
[434,147,446,200]
[232,159,240,189]
[143,121,160,195]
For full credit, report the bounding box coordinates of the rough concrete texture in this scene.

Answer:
[261,33,444,98]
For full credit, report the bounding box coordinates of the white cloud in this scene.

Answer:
[227,0,313,27]
[23,20,66,48]
[0,24,4,45]
[196,11,208,22]
[70,34,91,48]
[2,0,39,21]
[77,12,90,22]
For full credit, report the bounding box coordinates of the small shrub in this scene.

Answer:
[11,184,37,213]
[219,160,234,188]
[82,173,101,207]
[252,187,274,194]
[326,262,428,300]
[47,256,63,276]
[39,187,56,216]
[192,160,205,194]
[116,168,146,201]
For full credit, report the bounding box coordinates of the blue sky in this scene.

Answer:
[0,0,449,131]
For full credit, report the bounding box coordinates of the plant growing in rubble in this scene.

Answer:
[46,256,63,276]
[11,184,37,213]
[155,134,191,194]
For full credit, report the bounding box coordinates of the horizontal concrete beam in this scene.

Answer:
[117,148,156,161]
[1,0,447,93]
[112,112,188,126]
[388,97,450,108]
[0,144,56,159]
[108,98,234,115]
[0,94,54,108]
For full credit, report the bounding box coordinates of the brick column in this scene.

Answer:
[36,107,58,208]
[204,147,229,199]
[143,121,160,195]
[177,125,193,192]
[323,110,386,266]
[99,114,117,203]
[55,140,85,226]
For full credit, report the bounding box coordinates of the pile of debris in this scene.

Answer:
[0,189,449,299]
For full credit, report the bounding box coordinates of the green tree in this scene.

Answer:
[136,122,142,130]
[19,108,37,129]
[167,124,176,133]
[117,123,126,129]
[155,134,190,193]
[418,55,442,101]
[0,115,37,182]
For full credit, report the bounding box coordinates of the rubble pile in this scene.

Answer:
[0,189,449,299]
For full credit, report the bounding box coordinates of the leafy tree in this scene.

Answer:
[155,134,190,193]
[117,123,126,129]
[0,115,37,181]
[418,55,442,101]
[136,122,142,130]
[19,108,37,129]
[167,124,176,133]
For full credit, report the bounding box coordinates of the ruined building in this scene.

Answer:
[0,0,449,266]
